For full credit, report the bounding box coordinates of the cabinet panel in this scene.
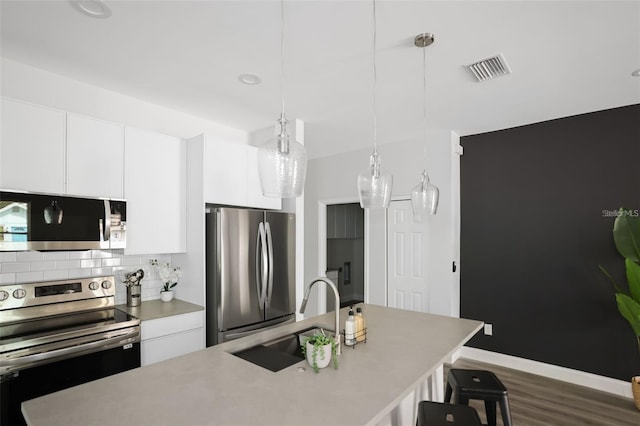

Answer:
[141,328,204,366]
[66,114,124,198]
[335,204,346,238]
[0,98,65,193]
[204,139,247,206]
[327,205,336,238]
[124,126,186,254]
[140,311,204,366]
[141,311,204,341]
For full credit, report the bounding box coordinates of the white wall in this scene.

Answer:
[0,57,246,144]
[303,129,458,318]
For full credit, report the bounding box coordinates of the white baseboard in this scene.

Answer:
[456,347,633,400]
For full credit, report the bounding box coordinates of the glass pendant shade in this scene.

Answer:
[258,114,307,198]
[357,151,393,209]
[411,170,439,220]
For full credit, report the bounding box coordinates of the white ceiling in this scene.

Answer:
[1,0,639,159]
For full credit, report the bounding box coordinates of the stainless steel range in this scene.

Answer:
[0,276,141,425]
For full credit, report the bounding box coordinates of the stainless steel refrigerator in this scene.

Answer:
[205,207,296,346]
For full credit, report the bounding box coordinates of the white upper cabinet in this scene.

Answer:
[1,98,65,193]
[66,113,124,199]
[204,139,247,207]
[203,138,281,210]
[124,126,186,254]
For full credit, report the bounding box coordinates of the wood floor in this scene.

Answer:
[446,358,640,426]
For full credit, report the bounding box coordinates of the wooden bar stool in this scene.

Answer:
[444,369,513,426]
[416,401,482,426]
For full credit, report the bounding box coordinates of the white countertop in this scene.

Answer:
[22,304,482,426]
[116,298,203,322]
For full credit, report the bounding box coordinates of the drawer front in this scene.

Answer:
[141,311,204,341]
[141,328,204,366]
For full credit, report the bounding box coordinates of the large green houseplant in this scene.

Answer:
[599,208,640,408]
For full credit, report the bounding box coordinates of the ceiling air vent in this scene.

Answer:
[466,53,511,82]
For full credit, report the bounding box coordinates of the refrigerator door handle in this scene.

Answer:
[257,221,267,307]
[256,222,268,308]
[265,221,274,309]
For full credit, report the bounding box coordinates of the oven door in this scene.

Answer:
[1,342,140,426]
[1,329,141,426]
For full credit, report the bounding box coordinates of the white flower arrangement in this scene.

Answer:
[149,259,182,292]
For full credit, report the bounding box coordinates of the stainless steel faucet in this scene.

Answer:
[299,277,342,355]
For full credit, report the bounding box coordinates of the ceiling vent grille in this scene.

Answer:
[466,53,511,82]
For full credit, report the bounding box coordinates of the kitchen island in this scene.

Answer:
[22,304,482,426]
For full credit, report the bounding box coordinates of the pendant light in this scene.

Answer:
[410,33,439,219]
[257,0,307,198]
[357,0,393,209]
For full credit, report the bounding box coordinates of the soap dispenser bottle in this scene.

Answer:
[355,307,366,342]
[345,307,356,346]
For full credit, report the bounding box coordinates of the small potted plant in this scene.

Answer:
[150,259,181,302]
[300,332,338,373]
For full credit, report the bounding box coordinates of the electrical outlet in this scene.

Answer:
[484,323,493,336]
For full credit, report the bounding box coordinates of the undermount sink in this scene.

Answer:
[231,326,335,372]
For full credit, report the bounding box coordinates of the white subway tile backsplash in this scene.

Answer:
[1,262,30,273]
[102,258,122,267]
[42,252,70,261]
[67,269,93,279]
[80,259,101,269]
[0,252,17,262]
[91,250,112,259]
[1,250,171,302]
[0,273,16,284]
[43,270,69,281]
[69,251,92,260]
[16,271,44,283]
[30,261,56,272]
[91,267,114,277]
[121,257,142,266]
[16,252,43,262]
[56,260,82,270]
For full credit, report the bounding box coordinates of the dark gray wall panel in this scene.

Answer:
[460,104,640,380]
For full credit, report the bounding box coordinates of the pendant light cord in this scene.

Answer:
[422,43,427,170]
[372,0,378,155]
[280,0,286,116]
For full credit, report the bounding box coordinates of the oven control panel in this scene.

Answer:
[0,276,115,311]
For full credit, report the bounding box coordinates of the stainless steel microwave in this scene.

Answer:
[0,191,126,251]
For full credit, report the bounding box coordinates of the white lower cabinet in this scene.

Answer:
[140,311,204,366]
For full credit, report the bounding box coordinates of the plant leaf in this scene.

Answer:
[613,209,640,263]
[616,293,640,337]
[599,264,625,294]
[626,258,640,303]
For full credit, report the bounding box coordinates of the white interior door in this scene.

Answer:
[387,199,430,312]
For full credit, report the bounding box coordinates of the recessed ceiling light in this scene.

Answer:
[70,0,112,19]
[238,74,262,85]
[632,69,640,77]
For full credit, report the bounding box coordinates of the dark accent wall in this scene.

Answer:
[460,104,640,381]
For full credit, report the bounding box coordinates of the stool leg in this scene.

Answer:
[484,400,497,426]
[499,398,513,426]
[444,382,453,403]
